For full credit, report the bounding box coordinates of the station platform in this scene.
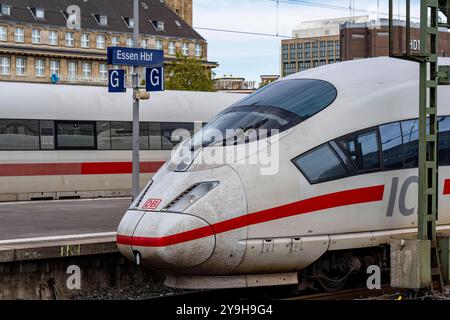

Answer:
[0,198,130,263]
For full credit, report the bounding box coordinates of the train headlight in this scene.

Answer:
[163,181,219,212]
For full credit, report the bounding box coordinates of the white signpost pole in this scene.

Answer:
[132,0,140,200]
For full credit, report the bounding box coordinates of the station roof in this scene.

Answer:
[0,0,204,40]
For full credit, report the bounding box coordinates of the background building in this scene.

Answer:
[340,19,450,60]
[281,16,368,77]
[281,16,450,77]
[165,0,193,26]
[0,0,215,86]
[214,76,257,93]
[260,75,279,87]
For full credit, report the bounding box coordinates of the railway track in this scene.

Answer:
[285,286,402,301]
[149,285,403,301]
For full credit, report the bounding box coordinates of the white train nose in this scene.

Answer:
[117,210,216,270]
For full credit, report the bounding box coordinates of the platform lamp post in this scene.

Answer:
[132,0,140,200]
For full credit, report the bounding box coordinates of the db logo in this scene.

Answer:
[143,199,162,210]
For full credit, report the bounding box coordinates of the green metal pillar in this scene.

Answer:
[417,1,439,244]
[389,0,450,291]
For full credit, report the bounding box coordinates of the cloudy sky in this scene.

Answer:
[193,0,421,83]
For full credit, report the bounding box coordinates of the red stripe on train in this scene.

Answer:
[0,162,165,177]
[117,185,385,248]
[444,179,450,195]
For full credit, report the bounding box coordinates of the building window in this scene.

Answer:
[123,17,134,28]
[112,36,120,47]
[15,27,24,43]
[82,62,92,80]
[50,60,60,76]
[99,63,108,81]
[0,25,6,41]
[96,34,106,49]
[65,32,74,47]
[32,29,41,44]
[68,61,77,80]
[48,30,58,45]
[156,39,163,50]
[140,38,148,48]
[95,15,108,26]
[168,41,175,55]
[35,59,45,77]
[182,42,189,56]
[1,4,11,16]
[0,56,10,75]
[16,57,26,76]
[126,37,134,47]
[152,20,165,31]
[195,44,202,57]
[81,33,89,48]
[35,8,45,19]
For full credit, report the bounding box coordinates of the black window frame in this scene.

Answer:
[292,143,351,185]
[291,117,449,185]
[54,120,97,150]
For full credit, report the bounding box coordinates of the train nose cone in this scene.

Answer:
[117,211,216,270]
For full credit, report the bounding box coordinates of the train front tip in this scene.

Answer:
[116,160,248,274]
[117,209,216,269]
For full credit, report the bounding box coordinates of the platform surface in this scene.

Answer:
[0,198,130,243]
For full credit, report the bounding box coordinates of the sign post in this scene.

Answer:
[132,0,140,201]
[106,0,164,201]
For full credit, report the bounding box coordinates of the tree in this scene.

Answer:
[165,52,216,92]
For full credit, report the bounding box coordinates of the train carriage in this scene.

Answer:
[0,83,244,201]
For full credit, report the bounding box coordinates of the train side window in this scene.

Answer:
[97,121,111,150]
[55,121,96,150]
[438,116,450,166]
[161,122,194,150]
[111,122,149,150]
[150,122,162,150]
[39,120,55,150]
[293,144,348,184]
[401,119,419,168]
[338,130,381,171]
[0,119,39,150]
[379,122,404,170]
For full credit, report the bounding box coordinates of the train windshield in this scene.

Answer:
[192,79,337,147]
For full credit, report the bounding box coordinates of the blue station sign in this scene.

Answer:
[107,47,164,67]
[108,69,126,93]
[146,67,165,92]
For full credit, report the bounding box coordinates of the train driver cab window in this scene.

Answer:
[293,144,348,184]
[338,130,381,171]
[56,121,96,150]
[193,79,337,149]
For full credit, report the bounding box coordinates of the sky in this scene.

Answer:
[193,0,422,84]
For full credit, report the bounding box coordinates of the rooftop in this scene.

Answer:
[0,0,204,40]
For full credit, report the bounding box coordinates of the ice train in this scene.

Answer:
[117,57,450,290]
